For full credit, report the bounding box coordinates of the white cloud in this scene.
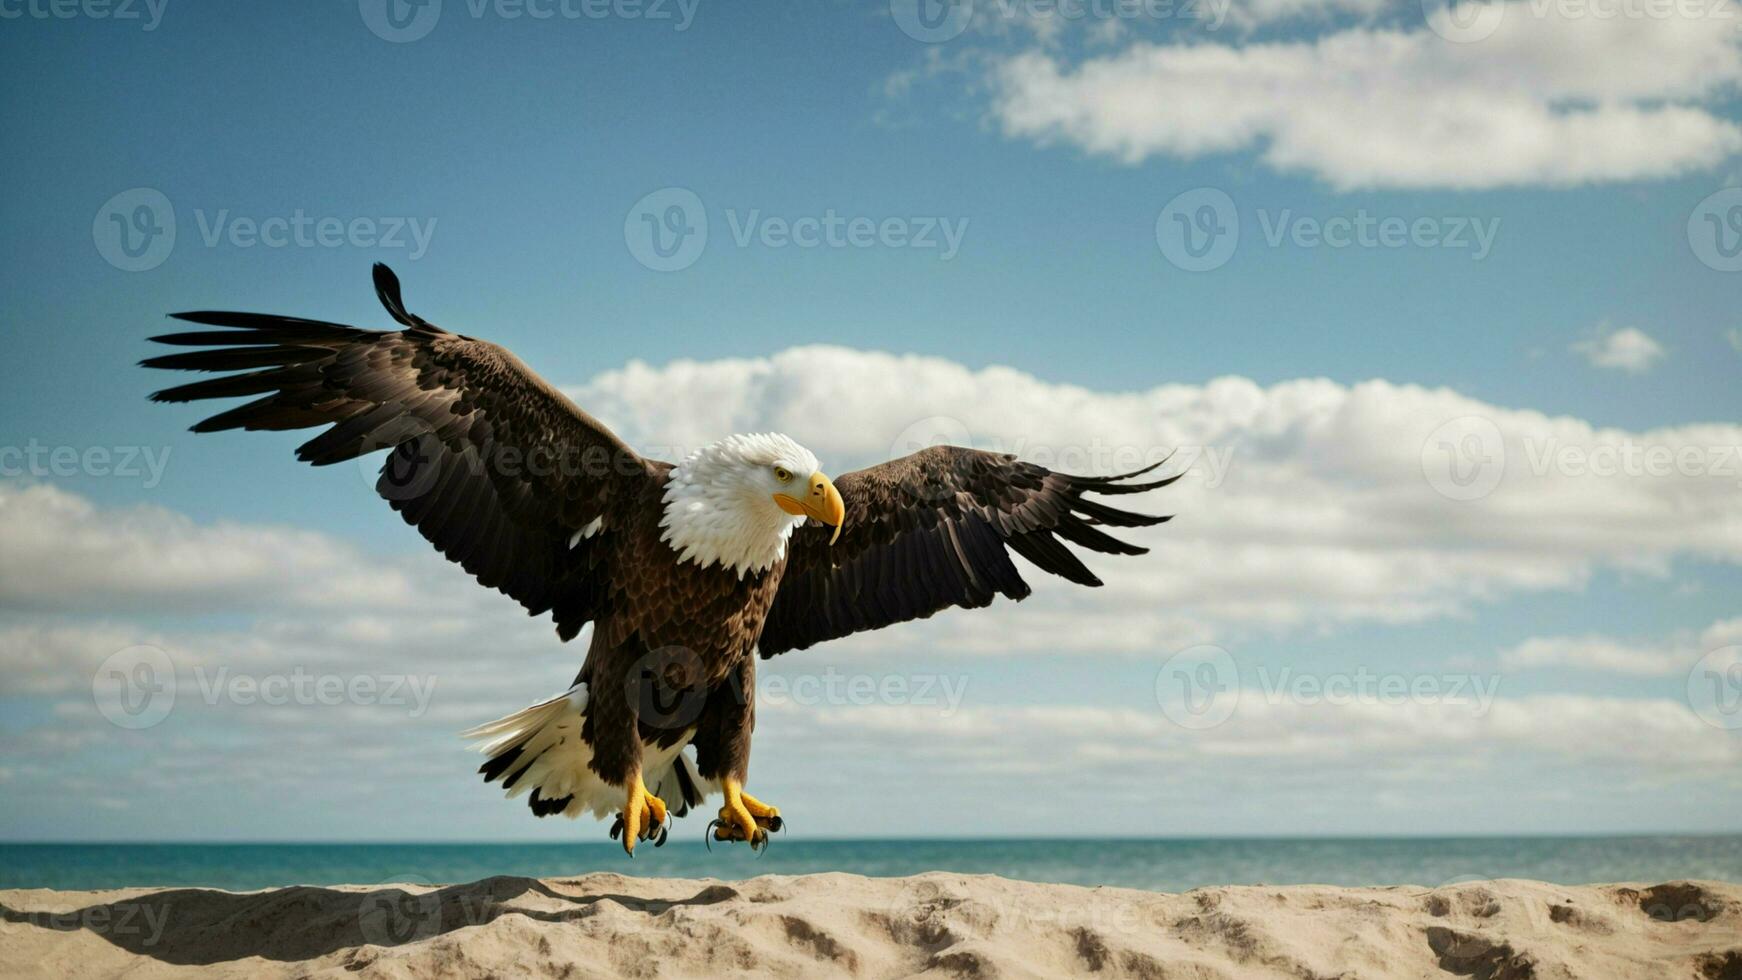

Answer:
[571,345,1742,646]
[1574,326,1665,373]
[0,483,440,614]
[986,3,1742,188]
[1499,617,1742,676]
[5,344,1740,667]
[1224,0,1387,25]
[924,0,1394,43]
[763,691,1741,784]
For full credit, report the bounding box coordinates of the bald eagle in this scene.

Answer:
[145,265,1176,853]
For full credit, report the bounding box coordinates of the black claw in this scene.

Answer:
[609,816,623,841]
[765,815,784,833]
[655,824,669,847]
[704,819,719,851]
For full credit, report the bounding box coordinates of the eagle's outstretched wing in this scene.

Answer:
[758,445,1177,656]
[144,263,655,641]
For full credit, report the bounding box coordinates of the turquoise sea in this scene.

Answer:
[3,837,1738,893]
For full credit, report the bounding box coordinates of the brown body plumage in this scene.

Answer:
[145,265,1177,852]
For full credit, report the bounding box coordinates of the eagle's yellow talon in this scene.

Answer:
[711,779,779,846]
[739,790,779,822]
[617,776,668,855]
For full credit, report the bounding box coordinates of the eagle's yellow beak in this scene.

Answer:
[774,471,845,545]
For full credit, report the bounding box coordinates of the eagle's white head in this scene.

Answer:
[659,432,845,576]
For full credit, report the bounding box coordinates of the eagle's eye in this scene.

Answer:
[773,466,793,483]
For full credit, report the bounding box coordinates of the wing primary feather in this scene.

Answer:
[373,263,425,328]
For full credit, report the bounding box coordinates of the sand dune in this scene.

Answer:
[2,872,1738,978]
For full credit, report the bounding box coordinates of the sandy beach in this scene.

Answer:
[2,872,1736,979]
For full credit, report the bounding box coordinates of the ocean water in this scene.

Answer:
[3,836,1739,893]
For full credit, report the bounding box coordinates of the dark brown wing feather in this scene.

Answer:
[758,445,1177,656]
[144,263,656,641]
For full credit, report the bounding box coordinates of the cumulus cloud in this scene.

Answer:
[6,342,1740,666]
[917,0,1397,45]
[762,685,1742,818]
[1499,617,1742,676]
[0,483,436,614]
[769,692,1738,775]
[571,345,1742,646]
[1574,326,1665,373]
[986,3,1742,188]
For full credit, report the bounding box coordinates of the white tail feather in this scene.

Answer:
[465,684,711,821]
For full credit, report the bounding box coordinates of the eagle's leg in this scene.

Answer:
[611,774,669,856]
[710,778,781,847]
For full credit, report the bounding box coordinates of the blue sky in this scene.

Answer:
[1,0,1739,841]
